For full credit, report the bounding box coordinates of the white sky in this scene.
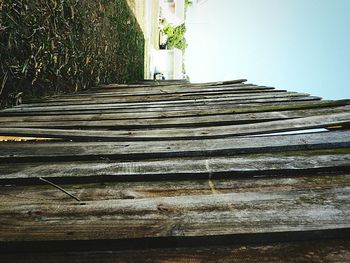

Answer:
[185,0,350,100]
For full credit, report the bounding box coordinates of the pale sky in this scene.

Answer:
[185,0,350,100]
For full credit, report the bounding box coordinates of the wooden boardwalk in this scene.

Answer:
[0,79,349,262]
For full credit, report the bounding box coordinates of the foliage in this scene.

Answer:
[163,24,188,51]
[185,0,193,9]
[0,0,144,108]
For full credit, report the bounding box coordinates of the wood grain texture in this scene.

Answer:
[1,151,349,181]
[27,87,283,104]
[46,83,255,96]
[0,80,349,259]
[94,79,247,90]
[0,112,348,140]
[4,94,321,114]
[0,105,349,126]
[0,186,349,242]
[1,173,349,203]
[1,130,349,162]
[21,91,308,107]
[1,99,349,117]
[41,87,280,101]
[1,105,349,129]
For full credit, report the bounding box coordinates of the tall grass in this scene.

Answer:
[0,0,144,108]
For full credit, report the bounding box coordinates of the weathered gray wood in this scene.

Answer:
[1,77,349,263]
[32,83,256,101]
[15,95,321,110]
[0,113,287,128]
[0,78,349,260]
[9,97,321,111]
[2,99,348,117]
[95,79,247,90]
[0,105,349,125]
[1,171,349,201]
[0,130,349,162]
[0,112,348,140]
[7,93,319,112]
[85,83,256,92]
[1,240,349,263]
[0,97,319,119]
[0,101,328,121]
[49,86,278,98]
[0,151,349,181]
[0,186,348,241]
[100,79,240,89]
[43,86,275,100]
[34,85,287,99]
[31,89,291,104]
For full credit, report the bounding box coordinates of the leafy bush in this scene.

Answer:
[0,0,144,108]
[185,0,193,9]
[163,24,187,51]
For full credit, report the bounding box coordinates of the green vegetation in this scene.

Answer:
[0,0,144,108]
[163,24,188,51]
[185,0,193,10]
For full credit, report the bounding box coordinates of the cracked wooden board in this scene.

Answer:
[1,173,349,202]
[3,95,321,114]
[0,79,349,260]
[1,151,349,181]
[0,186,349,242]
[0,105,349,128]
[1,130,350,162]
[1,99,348,118]
[0,112,348,140]
[23,91,306,107]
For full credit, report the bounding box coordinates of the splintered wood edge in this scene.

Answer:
[0,136,58,142]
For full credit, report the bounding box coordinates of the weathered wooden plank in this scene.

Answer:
[49,87,278,98]
[11,96,321,110]
[0,105,349,125]
[96,81,187,89]
[95,79,247,90]
[1,99,348,117]
[1,240,349,263]
[0,130,349,162]
[33,83,255,101]
[37,85,287,101]
[43,86,275,100]
[97,79,233,89]
[0,112,289,128]
[17,93,313,109]
[3,100,333,119]
[7,93,318,112]
[199,79,248,85]
[1,150,349,181]
[0,112,348,140]
[0,186,348,241]
[89,83,252,91]
[0,101,328,120]
[27,89,291,105]
[1,171,349,202]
